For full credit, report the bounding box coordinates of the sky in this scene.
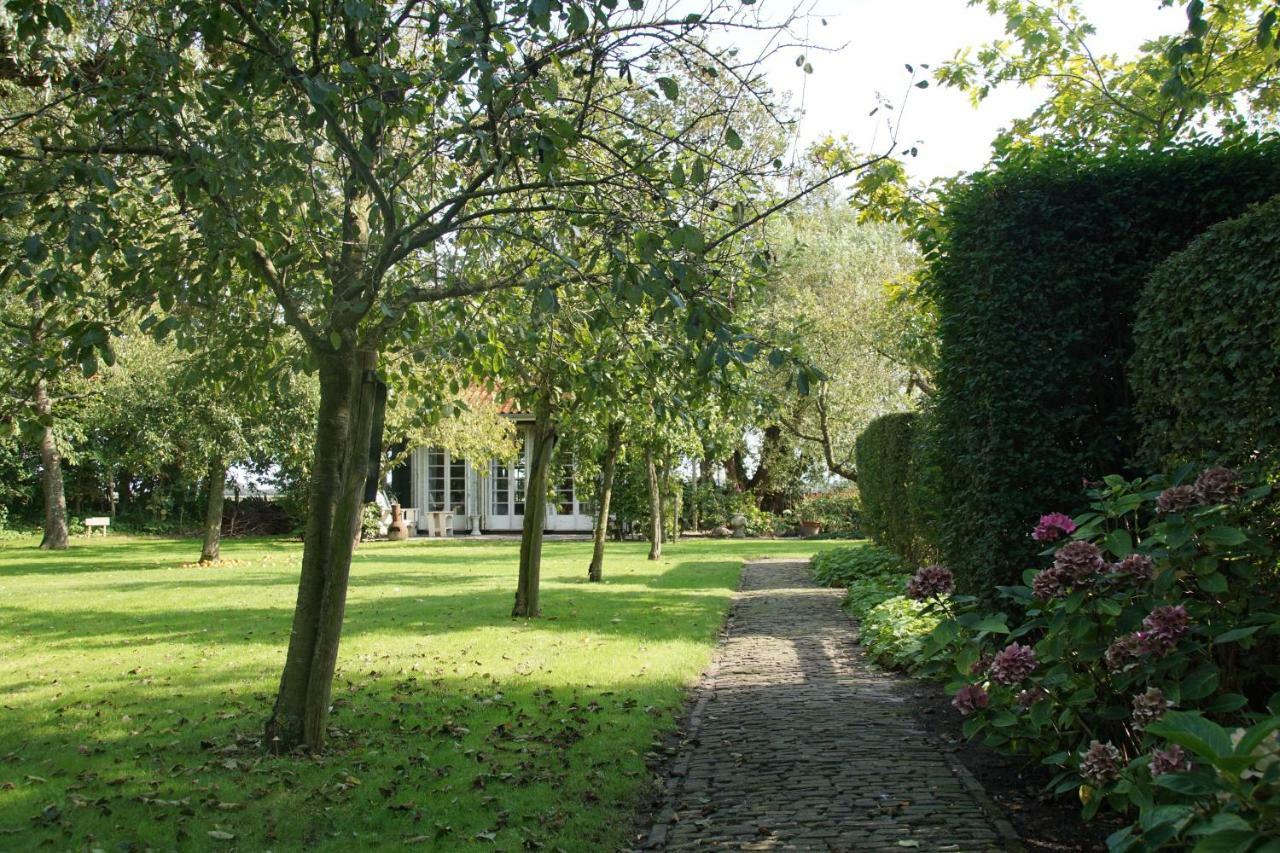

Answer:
[747,0,1188,180]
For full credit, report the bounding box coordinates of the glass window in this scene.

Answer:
[512,435,527,516]
[491,460,510,515]
[427,448,445,511]
[450,457,466,514]
[556,456,574,515]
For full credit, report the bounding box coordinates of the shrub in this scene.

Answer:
[811,544,908,588]
[793,488,862,536]
[1131,193,1280,478]
[856,413,925,561]
[859,597,940,670]
[927,140,1280,593]
[917,468,1280,850]
[810,544,939,670]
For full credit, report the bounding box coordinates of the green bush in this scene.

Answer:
[859,596,939,670]
[916,469,1280,850]
[810,544,938,670]
[811,544,908,588]
[928,140,1280,593]
[855,413,923,560]
[1132,193,1280,477]
[793,488,861,536]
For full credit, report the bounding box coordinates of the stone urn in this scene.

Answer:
[799,519,822,537]
[730,513,748,539]
[387,503,409,541]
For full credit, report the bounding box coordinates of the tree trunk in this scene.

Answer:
[265,348,378,753]
[35,379,68,550]
[514,397,556,617]
[646,448,661,561]
[200,457,227,564]
[587,421,622,583]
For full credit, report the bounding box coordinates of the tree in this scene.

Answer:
[938,0,1280,151]
[760,206,925,482]
[3,0,884,752]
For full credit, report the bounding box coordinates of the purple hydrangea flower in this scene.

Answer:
[1149,744,1192,775]
[1156,485,1198,514]
[906,564,955,601]
[1193,467,1243,504]
[1131,687,1173,730]
[1053,540,1106,581]
[1032,512,1077,543]
[1142,605,1191,646]
[1031,565,1070,601]
[989,643,1037,685]
[1112,553,1155,582]
[1104,632,1147,672]
[1080,740,1123,785]
[952,684,990,716]
[1015,687,1048,707]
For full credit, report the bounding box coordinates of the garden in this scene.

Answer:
[3,0,1280,851]
[0,536,844,850]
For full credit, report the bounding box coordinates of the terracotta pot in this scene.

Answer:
[799,520,822,537]
[387,503,409,541]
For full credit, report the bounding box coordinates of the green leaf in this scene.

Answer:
[1190,829,1260,853]
[724,127,743,150]
[329,331,343,351]
[972,617,1010,634]
[656,76,679,102]
[1214,625,1261,644]
[1146,711,1233,759]
[1203,526,1248,547]
[1103,528,1133,558]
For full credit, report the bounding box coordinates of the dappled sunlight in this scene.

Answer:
[0,536,847,851]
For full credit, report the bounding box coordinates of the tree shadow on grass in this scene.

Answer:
[0,576,737,653]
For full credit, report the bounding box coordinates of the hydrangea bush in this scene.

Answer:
[911,469,1280,851]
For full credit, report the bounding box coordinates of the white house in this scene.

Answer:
[390,409,594,535]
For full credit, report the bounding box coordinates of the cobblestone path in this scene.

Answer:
[643,559,1019,852]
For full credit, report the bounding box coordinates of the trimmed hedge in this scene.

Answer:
[854,411,940,564]
[1132,193,1280,474]
[928,140,1280,592]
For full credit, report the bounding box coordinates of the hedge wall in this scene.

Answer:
[854,412,939,564]
[1132,194,1280,474]
[928,140,1280,592]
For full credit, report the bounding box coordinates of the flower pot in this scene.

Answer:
[799,520,822,537]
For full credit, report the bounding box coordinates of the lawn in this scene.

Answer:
[0,534,842,851]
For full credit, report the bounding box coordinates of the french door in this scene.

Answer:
[487,436,527,532]
[417,448,468,532]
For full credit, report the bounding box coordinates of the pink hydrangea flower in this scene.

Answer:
[952,684,990,715]
[1150,744,1192,775]
[989,643,1037,685]
[1131,687,1173,729]
[1032,512,1077,542]
[1053,540,1106,581]
[906,564,955,601]
[1112,553,1155,582]
[1031,565,1069,601]
[1142,605,1191,646]
[1080,740,1123,785]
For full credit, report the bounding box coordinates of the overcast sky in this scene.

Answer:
[748,0,1188,180]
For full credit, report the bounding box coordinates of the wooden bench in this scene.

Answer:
[83,516,110,536]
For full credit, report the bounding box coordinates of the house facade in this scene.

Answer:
[390,414,594,535]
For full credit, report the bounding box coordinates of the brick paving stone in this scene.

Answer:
[643,559,1019,852]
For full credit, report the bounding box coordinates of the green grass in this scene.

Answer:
[0,534,844,851]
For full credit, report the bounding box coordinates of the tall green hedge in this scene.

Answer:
[1132,194,1280,473]
[928,140,1280,592]
[855,412,938,564]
